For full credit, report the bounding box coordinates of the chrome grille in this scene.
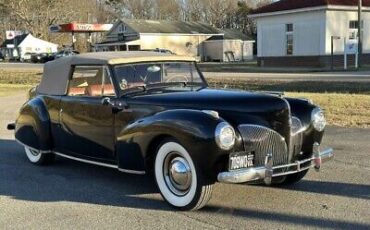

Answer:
[290,117,304,159]
[238,125,288,167]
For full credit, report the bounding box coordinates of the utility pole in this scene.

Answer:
[358,0,362,68]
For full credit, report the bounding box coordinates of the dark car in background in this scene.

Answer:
[44,50,79,63]
[39,52,57,63]
[31,53,49,63]
[31,50,80,63]
[8,51,333,211]
[54,50,79,59]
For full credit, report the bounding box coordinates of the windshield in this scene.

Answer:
[114,62,206,95]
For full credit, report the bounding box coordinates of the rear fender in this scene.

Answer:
[15,96,52,151]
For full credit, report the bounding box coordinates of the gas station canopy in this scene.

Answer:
[48,23,113,50]
[49,23,113,33]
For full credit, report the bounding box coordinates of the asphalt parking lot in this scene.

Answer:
[0,93,369,229]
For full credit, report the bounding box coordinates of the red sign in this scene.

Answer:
[49,23,113,33]
[6,30,23,39]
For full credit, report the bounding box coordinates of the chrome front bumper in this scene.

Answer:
[217,143,334,185]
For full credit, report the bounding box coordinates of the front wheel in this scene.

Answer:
[24,146,55,165]
[154,140,214,210]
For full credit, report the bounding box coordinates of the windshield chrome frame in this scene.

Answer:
[110,61,208,97]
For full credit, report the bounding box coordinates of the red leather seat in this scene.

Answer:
[87,84,115,96]
[69,87,86,96]
[102,84,115,95]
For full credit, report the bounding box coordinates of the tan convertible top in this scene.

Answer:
[37,51,196,95]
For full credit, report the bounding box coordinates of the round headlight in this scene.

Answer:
[311,108,326,132]
[215,122,235,150]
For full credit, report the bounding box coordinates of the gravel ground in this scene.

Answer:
[0,92,369,230]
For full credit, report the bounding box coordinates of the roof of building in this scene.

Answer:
[206,29,254,41]
[37,51,196,95]
[120,19,223,34]
[252,0,370,15]
[0,34,28,47]
[222,29,254,40]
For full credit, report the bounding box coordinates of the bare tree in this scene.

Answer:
[155,0,181,20]
[0,0,260,48]
[203,0,239,28]
[179,0,207,22]
[0,0,75,39]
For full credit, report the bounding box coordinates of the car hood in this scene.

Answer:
[127,88,291,131]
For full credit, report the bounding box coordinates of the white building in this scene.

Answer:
[95,19,254,62]
[203,29,255,62]
[0,33,58,60]
[250,0,370,67]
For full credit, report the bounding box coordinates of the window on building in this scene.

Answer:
[286,23,293,32]
[349,20,363,29]
[349,20,357,29]
[349,20,363,39]
[286,34,293,55]
[286,23,293,55]
[119,24,127,33]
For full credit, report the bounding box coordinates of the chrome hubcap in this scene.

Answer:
[163,153,192,196]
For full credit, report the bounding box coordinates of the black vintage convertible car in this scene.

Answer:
[8,51,333,210]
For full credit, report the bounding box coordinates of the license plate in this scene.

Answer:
[229,152,254,170]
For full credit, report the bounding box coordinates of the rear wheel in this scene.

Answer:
[24,146,55,165]
[154,140,214,210]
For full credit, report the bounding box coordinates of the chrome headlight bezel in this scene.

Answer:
[215,122,236,150]
[311,107,326,132]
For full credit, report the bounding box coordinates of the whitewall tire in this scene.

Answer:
[24,146,55,165]
[154,140,214,210]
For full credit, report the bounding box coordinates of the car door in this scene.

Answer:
[55,65,117,162]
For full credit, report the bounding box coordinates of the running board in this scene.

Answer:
[54,152,146,175]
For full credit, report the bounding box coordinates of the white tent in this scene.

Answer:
[18,34,58,57]
[1,33,58,60]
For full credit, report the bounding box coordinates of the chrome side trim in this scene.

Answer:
[54,152,117,168]
[15,138,52,154]
[54,152,147,175]
[15,137,146,175]
[118,168,146,175]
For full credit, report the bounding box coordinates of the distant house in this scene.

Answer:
[203,29,255,62]
[250,0,370,67]
[95,19,255,62]
[0,33,58,60]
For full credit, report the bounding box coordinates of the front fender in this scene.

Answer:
[15,96,52,151]
[116,109,228,176]
[286,97,324,153]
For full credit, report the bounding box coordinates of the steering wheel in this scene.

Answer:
[165,75,189,83]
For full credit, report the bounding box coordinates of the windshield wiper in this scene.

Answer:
[121,82,204,96]
[146,81,188,90]
[146,81,205,89]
